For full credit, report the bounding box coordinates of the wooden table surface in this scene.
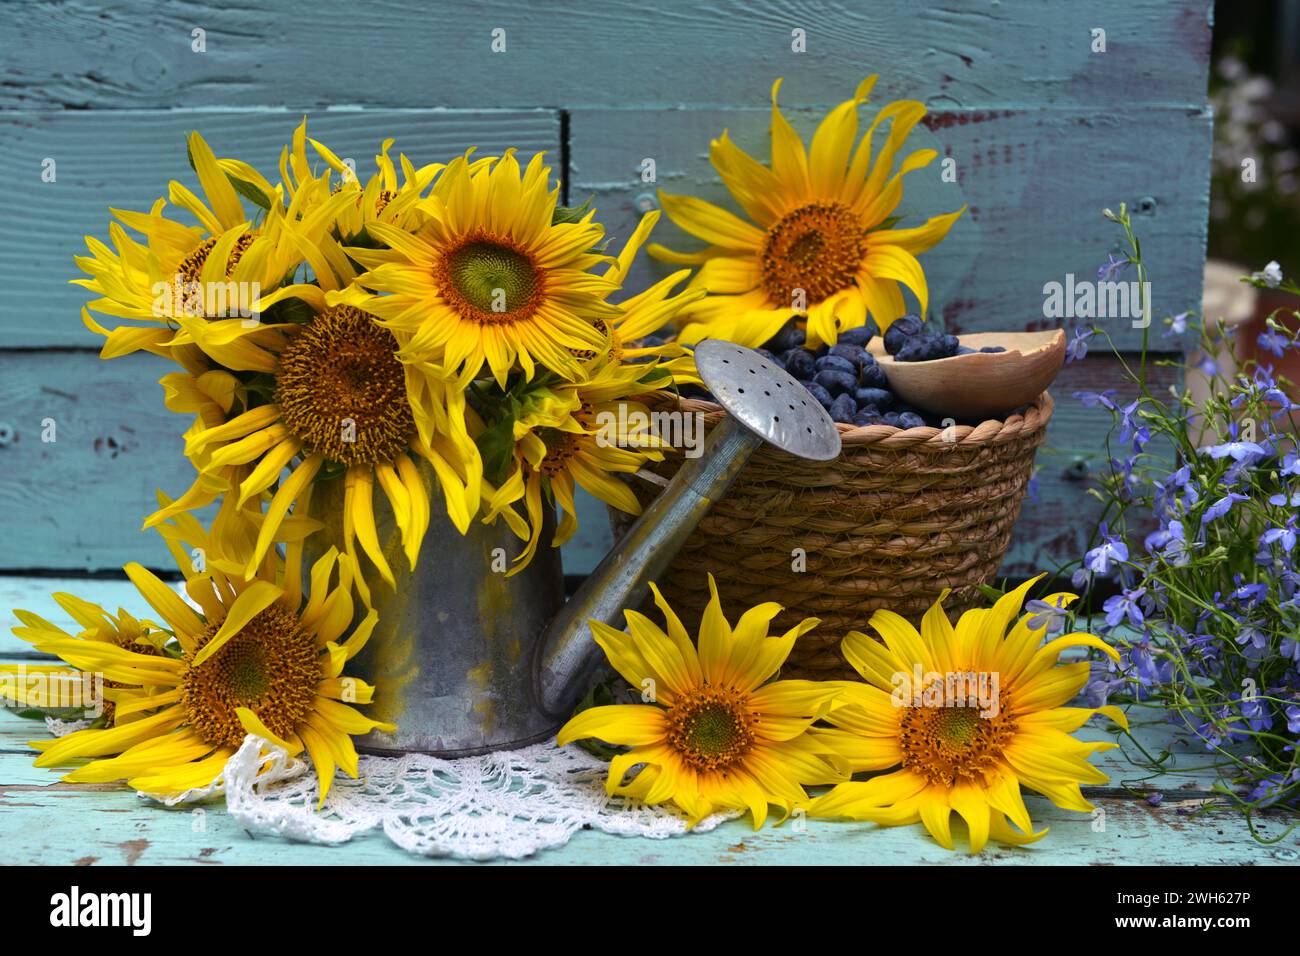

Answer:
[1,576,1295,866]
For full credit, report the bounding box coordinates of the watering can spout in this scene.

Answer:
[533,341,842,720]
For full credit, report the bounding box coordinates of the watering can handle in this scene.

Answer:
[532,416,763,720]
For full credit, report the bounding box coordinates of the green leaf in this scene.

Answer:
[476,413,518,486]
[263,293,318,326]
[552,196,594,226]
[226,172,273,211]
[317,460,348,483]
[975,583,1006,603]
[635,365,673,389]
[568,679,629,762]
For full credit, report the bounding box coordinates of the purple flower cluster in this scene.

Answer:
[1075,349,1300,809]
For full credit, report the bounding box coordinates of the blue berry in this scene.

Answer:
[815,354,857,375]
[755,347,779,365]
[814,369,858,395]
[980,345,1007,353]
[882,411,902,427]
[896,332,960,362]
[837,325,875,348]
[859,363,889,388]
[883,315,923,355]
[854,387,894,410]
[829,394,857,424]
[894,337,933,362]
[769,323,806,352]
[828,343,868,368]
[804,381,833,407]
[853,409,884,426]
[782,348,816,378]
[897,411,926,430]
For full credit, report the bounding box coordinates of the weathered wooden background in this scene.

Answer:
[0,0,1212,578]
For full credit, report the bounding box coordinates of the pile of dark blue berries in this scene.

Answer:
[752,320,929,427]
[884,315,1007,362]
[689,315,1012,428]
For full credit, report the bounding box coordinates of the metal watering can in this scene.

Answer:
[309,341,841,755]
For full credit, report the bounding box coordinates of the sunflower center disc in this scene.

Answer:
[898,688,1018,787]
[934,706,983,747]
[442,235,543,321]
[181,603,321,749]
[760,201,864,307]
[667,687,756,773]
[275,305,415,466]
[174,235,255,287]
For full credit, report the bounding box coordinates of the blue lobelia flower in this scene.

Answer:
[1202,492,1249,524]
[1200,438,1269,463]
[1258,328,1292,358]
[1065,326,1094,363]
[1287,705,1300,735]
[1025,596,1070,635]
[1074,388,1117,410]
[1261,516,1298,553]
[1116,399,1142,445]
[1084,523,1129,575]
[1098,252,1130,282]
[1104,587,1147,629]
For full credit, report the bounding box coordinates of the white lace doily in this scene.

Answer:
[138,734,735,860]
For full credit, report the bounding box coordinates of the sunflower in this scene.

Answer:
[284,121,444,241]
[347,148,620,388]
[3,596,170,726]
[570,209,705,383]
[75,130,351,372]
[141,355,265,548]
[181,297,481,600]
[480,356,675,573]
[19,514,391,803]
[649,77,966,350]
[805,579,1129,852]
[557,576,848,827]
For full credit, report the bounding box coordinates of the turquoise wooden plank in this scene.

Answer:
[3,582,1289,864]
[0,351,1170,575]
[0,703,1290,865]
[0,576,177,657]
[0,1,1211,111]
[0,109,560,346]
[570,106,1211,351]
[0,352,613,573]
[1002,355,1178,578]
[0,352,207,572]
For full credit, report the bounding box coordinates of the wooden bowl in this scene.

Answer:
[872,329,1066,420]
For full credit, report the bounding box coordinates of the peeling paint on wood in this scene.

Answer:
[570,107,1211,352]
[0,109,560,347]
[0,353,1178,576]
[0,1,1212,111]
[0,0,1212,595]
[0,698,1290,865]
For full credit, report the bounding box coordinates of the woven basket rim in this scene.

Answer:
[643,390,1054,449]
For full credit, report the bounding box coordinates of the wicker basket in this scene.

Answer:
[611,391,1054,679]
